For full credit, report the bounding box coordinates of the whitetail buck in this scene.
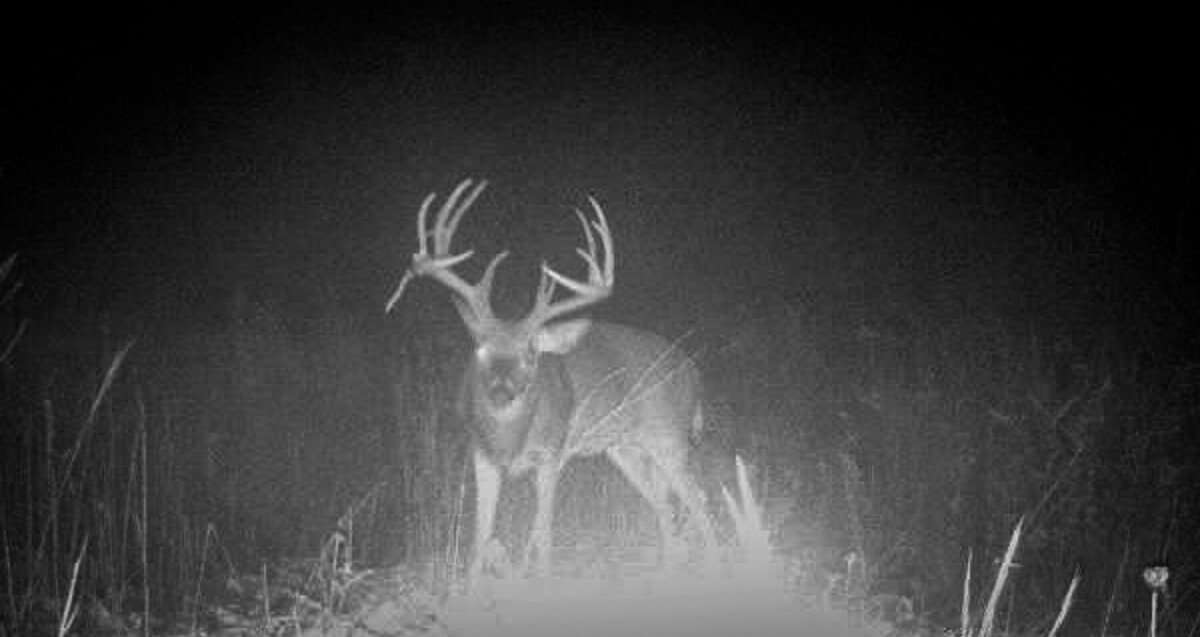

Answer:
[387,178,718,583]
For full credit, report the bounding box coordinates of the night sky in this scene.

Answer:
[2,11,1193,355]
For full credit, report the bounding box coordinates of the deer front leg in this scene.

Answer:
[469,448,501,587]
[525,460,559,577]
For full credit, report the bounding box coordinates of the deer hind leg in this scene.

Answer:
[657,450,720,572]
[606,445,686,567]
[632,429,720,573]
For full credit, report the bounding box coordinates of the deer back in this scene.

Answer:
[558,321,702,456]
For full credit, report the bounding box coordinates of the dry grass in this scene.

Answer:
[2,252,1196,636]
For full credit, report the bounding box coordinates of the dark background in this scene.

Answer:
[4,11,1192,340]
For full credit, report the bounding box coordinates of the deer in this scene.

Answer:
[386,178,718,585]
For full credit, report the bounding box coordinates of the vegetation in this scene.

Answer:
[1,242,1195,635]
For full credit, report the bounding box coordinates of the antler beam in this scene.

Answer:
[524,196,615,328]
[386,179,507,328]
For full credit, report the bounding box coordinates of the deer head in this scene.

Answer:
[388,178,613,423]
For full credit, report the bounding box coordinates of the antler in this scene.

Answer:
[524,196,615,328]
[385,179,508,326]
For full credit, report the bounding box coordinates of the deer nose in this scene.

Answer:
[488,381,517,406]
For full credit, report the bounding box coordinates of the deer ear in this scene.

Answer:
[533,319,592,354]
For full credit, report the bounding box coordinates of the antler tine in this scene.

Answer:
[572,208,600,280]
[415,191,437,255]
[433,179,486,255]
[588,196,614,284]
[530,259,558,318]
[476,250,510,302]
[526,195,615,326]
[385,270,417,314]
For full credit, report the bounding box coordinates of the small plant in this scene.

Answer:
[1142,563,1169,637]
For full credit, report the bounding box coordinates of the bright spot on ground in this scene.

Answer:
[442,564,873,637]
